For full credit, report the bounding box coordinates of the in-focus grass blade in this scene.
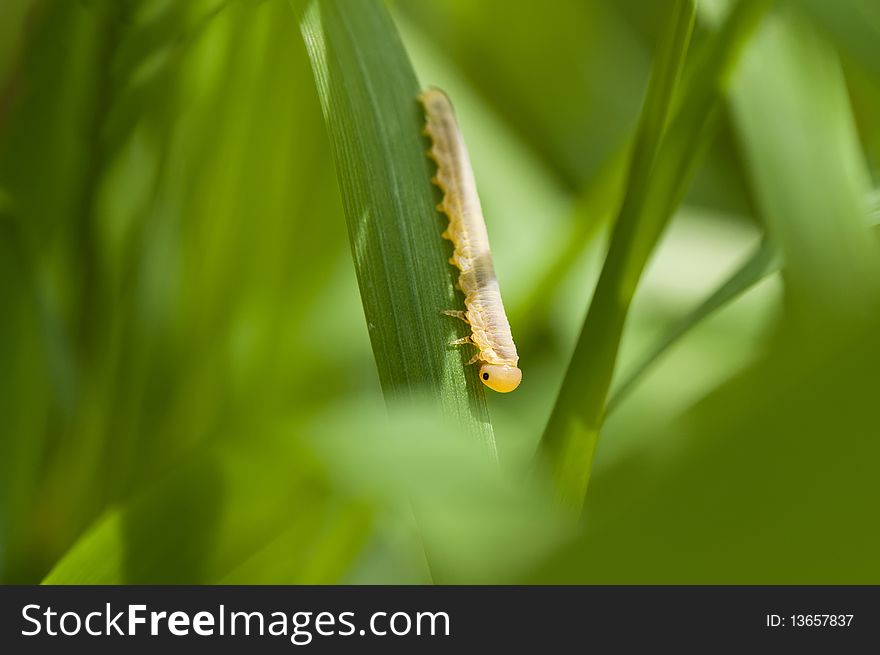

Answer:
[538,0,771,509]
[299,0,494,453]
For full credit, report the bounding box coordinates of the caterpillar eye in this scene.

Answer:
[478,364,522,393]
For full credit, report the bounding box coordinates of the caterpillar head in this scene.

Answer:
[479,364,522,393]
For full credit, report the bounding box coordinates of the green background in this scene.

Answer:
[1,0,879,584]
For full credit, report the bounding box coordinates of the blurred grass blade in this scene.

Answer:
[608,191,880,414]
[538,0,770,509]
[510,144,629,347]
[798,0,880,79]
[42,436,371,584]
[310,401,569,584]
[299,0,495,452]
[730,3,880,320]
[607,239,778,414]
[0,0,31,121]
[625,0,696,202]
[512,0,692,347]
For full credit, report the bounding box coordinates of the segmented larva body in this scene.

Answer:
[419,88,522,393]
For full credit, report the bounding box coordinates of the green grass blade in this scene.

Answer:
[798,0,880,79]
[42,437,371,584]
[510,144,629,347]
[607,238,778,414]
[299,0,494,452]
[626,0,696,199]
[538,0,771,509]
[609,193,880,413]
[730,3,880,320]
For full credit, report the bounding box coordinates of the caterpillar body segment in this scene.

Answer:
[419,87,522,393]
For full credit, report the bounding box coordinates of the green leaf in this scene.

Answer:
[394,0,655,190]
[730,3,880,320]
[509,144,629,348]
[3,0,356,582]
[310,401,569,584]
[606,238,778,414]
[0,0,31,96]
[538,0,771,509]
[540,315,880,583]
[606,195,880,414]
[0,0,120,582]
[299,0,495,453]
[42,435,371,584]
[798,0,880,79]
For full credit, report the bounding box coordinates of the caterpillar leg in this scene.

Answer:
[441,309,469,323]
[449,336,473,346]
[465,352,482,366]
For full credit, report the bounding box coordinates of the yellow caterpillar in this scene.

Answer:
[419,88,522,393]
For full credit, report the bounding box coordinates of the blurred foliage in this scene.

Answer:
[1,0,879,584]
[541,0,771,507]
